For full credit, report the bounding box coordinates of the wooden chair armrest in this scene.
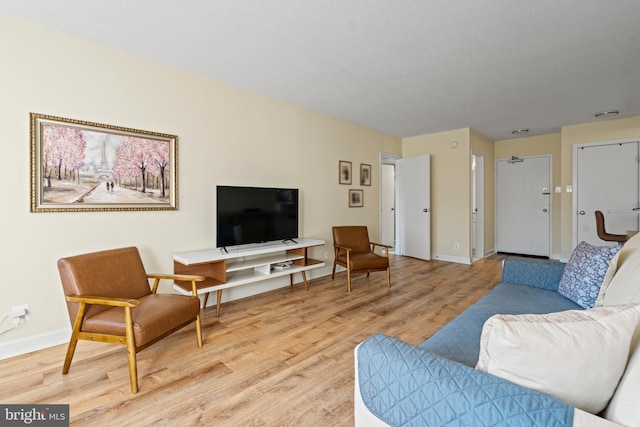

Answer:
[66,295,140,308]
[147,273,204,296]
[147,273,205,282]
[333,243,352,252]
[369,241,392,249]
[370,241,392,256]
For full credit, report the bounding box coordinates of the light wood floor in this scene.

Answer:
[0,253,505,426]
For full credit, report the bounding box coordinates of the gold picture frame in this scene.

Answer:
[30,113,178,212]
[360,163,371,186]
[339,160,352,185]
[349,189,364,207]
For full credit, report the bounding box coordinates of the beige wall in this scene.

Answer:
[495,133,562,257]
[0,14,401,352]
[403,128,472,261]
[560,116,640,258]
[400,128,495,262]
[4,11,639,356]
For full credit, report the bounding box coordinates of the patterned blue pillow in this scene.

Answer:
[558,241,622,308]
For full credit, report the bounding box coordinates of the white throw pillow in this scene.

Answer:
[476,304,640,414]
[602,326,640,425]
[597,232,640,307]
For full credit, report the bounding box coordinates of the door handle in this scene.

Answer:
[579,210,586,215]
[542,208,548,212]
[423,208,430,213]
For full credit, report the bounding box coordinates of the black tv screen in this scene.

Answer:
[216,186,299,247]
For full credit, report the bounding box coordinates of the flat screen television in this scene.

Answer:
[216,186,299,248]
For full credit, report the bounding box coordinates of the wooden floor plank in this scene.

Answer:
[0,253,505,426]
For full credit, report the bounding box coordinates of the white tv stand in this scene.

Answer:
[173,238,325,316]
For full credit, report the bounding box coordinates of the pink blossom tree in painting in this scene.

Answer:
[42,124,87,187]
[147,139,170,197]
[112,137,169,195]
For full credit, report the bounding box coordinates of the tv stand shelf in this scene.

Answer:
[173,238,325,316]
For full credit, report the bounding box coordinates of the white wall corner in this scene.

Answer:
[484,248,496,258]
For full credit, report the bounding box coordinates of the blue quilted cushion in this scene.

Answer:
[420,283,581,367]
[358,334,574,426]
[558,241,621,308]
[501,257,566,291]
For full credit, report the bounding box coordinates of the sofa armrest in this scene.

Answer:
[355,333,573,427]
[501,257,566,291]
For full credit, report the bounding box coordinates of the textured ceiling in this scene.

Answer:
[1,0,639,140]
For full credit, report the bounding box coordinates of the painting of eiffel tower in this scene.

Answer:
[96,139,112,178]
[31,112,177,212]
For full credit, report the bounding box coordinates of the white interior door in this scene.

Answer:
[496,155,551,257]
[380,163,396,248]
[575,141,640,246]
[397,154,431,260]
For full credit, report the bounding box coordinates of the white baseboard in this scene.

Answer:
[0,328,70,361]
[431,253,471,265]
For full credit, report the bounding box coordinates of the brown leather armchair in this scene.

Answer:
[331,226,391,292]
[57,246,204,393]
[595,210,627,244]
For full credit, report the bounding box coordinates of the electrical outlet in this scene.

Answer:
[9,304,30,324]
[454,242,460,251]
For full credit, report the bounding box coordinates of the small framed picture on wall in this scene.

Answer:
[349,189,363,207]
[360,163,371,186]
[339,160,352,185]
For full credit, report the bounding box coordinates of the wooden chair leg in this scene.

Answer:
[62,302,87,374]
[62,334,79,375]
[386,268,391,288]
[195,314,203,348]
[332,246,339,279]
[124,307,139,394]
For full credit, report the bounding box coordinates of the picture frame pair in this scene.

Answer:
[338,160,371,186]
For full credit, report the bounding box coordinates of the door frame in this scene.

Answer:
[572,137,640,248]
[379,152,401,250]
[471,151,485,261]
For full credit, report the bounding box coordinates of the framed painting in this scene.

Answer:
[349,189,364,207]
[339,160,352,185]
[30,113,178,212]
[360,163,371,186]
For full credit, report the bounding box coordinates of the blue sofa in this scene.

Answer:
[354,257,620,426]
